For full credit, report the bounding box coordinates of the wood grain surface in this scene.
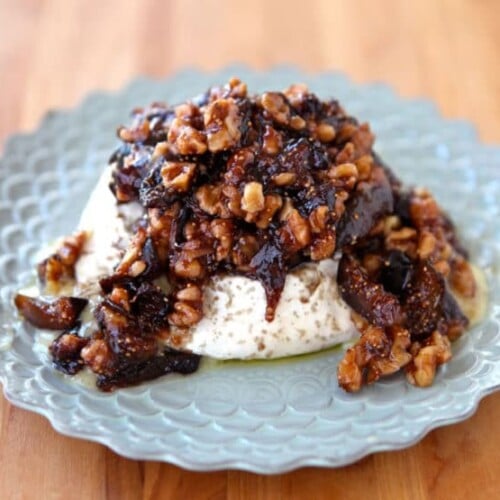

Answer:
[1,1,499,499]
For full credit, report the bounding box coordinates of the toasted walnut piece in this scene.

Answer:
[286,209,312,249]
[290,115,306,130]
[161,162,197,192]
[336,123,358,143]
[354,154,373,181]
[169,284,203,327]
[333,190,349,219]
[335,142,355,164]
[129,260,147,277]
[109,287,130,311]
[260,92,290,125]
[262,125,283,155]
[210,219,234,260]
[81,338,114,375]
[176,284,202,302]
[232,235,259,270]
[367,327,412,383]
[38,231,87,291]
[152,141,170,160]
[449,257,476,298]
[173,257,203,279]
[222,184,244,217]
[329,162,358,193]
[385,227,418,256]
[174,102,199,120]
[272,172,297,186]
[337,348,362,392]
[115,227,148,274]
[417,230,437,260]
[255,195,283,229]
[406,331,452,387]
[316,122,336,142]
[383,215,402,235]
[181,239,213,259]
[118,120,150,143]
[309,206,329,234]
[169,302,202,328]
[279,197,295,222]
[204,98,242,152]
[241,182,265,213]
[310,230,336,261]
[226,77,248,98]
[283,83,309,106]
[434,259,451,277]
[167,118,207,155]
[195,184,228,217]
[409,190,441,228]
[351,123,375,154]
[329,162,359,181]
[338,325,390,392]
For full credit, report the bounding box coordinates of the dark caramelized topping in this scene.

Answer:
[15,79,478,392]
[108,77,390,324]
[50,330,89,375]
[336,186,476,391]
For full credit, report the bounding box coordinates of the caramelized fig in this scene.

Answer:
[96,349,201,391]
[50,332,89,375]
[14,294,88,330]
[338,253,402,327]
[402,261,444,339]
[336,168,393,248]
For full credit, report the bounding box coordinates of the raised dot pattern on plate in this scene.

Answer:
[0,67,499,473]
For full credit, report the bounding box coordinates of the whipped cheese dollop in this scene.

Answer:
[75,166,359,359]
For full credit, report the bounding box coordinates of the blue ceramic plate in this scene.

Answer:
[0,67,499,473]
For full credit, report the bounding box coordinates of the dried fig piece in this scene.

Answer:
[96,349,201,392]
[338,253,402,327]
[402,261,445,339]
[336,167,393,248]
[14,294,88,330]
[380,250,414,296]
[50,331,89,375]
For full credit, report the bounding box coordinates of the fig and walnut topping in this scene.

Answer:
[14,78,479,392]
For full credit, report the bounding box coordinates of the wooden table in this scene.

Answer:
[1,1,499,498]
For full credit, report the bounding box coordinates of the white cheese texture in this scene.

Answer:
[75,166,359,359]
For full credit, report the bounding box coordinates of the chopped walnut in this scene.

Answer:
[309,207,329,235]
[406,331,452,387]
[210,219,234,260]
[449,257,476,298]
[204,98,242,152]
[316,122,336,143]
[338,326,412,391]
[169,284,203,327]
[81,339,114,375]
[272,172,296,186]
[310,230,336,260]
[241,182,265,213]
[262,125,283,155]
[282,209,312,249]
[118,120,150,143]
[167,118,207,155]
[260,92,290,125]
[195,184,230,218]
[255,195,283,229]
[37,231,87,292]
[161,162,197,192]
